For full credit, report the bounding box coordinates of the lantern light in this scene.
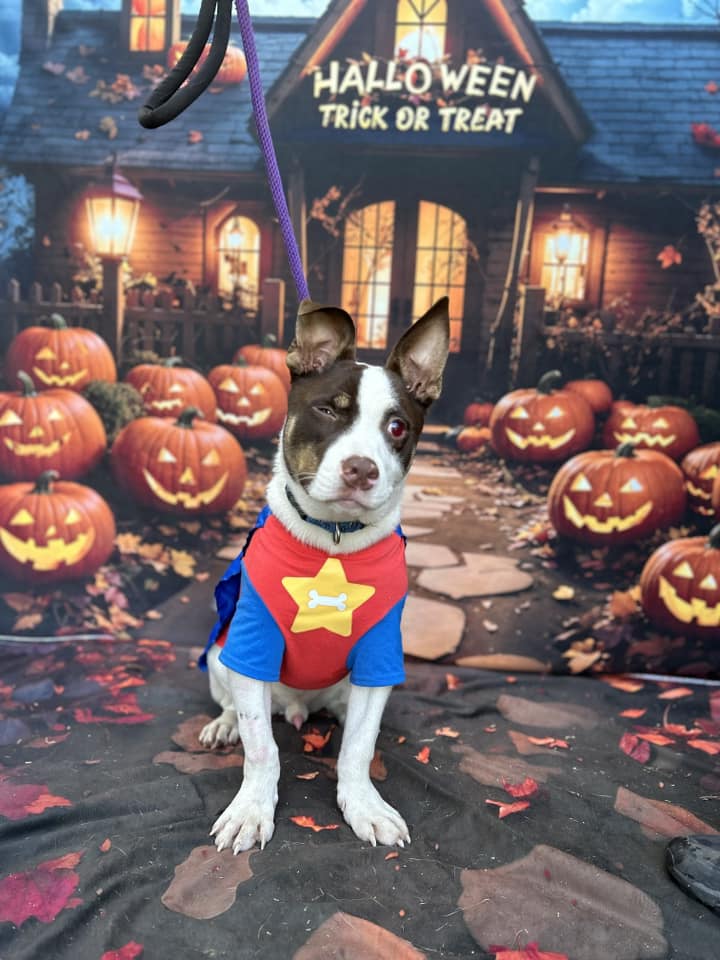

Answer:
[550,204,579,265]
[227,217,246,251]
[85,168,143,259]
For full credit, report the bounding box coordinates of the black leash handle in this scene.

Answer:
[137,0,232,129]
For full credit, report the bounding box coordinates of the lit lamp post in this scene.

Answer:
[84,168,142,361]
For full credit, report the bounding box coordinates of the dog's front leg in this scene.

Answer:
[211,673,280,854]
[336,684,410,847]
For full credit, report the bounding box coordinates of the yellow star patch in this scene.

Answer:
[282,557,375,637]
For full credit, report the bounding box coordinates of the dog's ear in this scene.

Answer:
[386,296,450,406]
[286,299,356,377]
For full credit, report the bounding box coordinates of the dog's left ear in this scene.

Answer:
[286,299,356,377]
[386,296,450,406]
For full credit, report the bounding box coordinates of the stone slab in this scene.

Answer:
[401,594,465,660]
[404,542,459,569]
[417,552,534,600]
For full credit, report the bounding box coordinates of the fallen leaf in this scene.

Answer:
[492,945,568,960]
[502,776,539,798]
[170,549,196,578]
[415,746,431,764]
[486,799,531,819]
[619,733,651,763]
[435,726,460,738]
[0,851,84,925]
[609,588,641,619]
[293,911,426,959]
[615,786,718,839]
[385,851,399,861]
[446,673,462,690]
[188,129,204,144]
[296,771,319,781]
[526,737,569,749]
[290,815,340,833]
[619,709,646,719]
[600,676,644,693]
[0,777,72,820]
[706,80,719,94]
[634,731,675,747]
[658,687,693,700]
[483,619,499,633]
[657,244,683,269]
[552,585,575,602]
[99,838,112,853]
[101,943,143,960]
[161,846,253,920]
[687,739,720,756]
[301,727,334,753]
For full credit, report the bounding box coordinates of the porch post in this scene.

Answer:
[287,158,308,285]
[485,155,540,393]
[100,258,125,362]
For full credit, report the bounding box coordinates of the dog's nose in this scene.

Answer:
[341,456,379,490]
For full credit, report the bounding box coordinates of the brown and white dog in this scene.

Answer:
[200,295,449,853]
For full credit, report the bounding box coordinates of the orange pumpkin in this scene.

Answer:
[602,402,700,462]
[548,443,686,546]
[640,525,720,638]
[6,314,117,392]
[565,378,613,416]
[125,358,216,421]
[234,338,291,393]
[462,402,494,427]
[208,361,287,440]
[681,442,720,519]
[713,471,720,518]
[0,470,116,584]
[166,42,247,85]
[0,371,106,481]
[456,426,491,453]
[489,370,595,463]
[110,408,246,515]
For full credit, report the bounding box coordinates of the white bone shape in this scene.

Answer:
[307,589,347,611]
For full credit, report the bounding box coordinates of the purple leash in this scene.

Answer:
[234,0,310,303]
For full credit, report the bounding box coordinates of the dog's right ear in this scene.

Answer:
[286,299,356,377]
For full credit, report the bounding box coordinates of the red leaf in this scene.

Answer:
[0,776,72,820]
[99,838,112,853]
[656,245,682,269]
[619,733,651,763]
[290,815,340,833]
[188,130,204,144]
[415,746,431,764]
[526,736,569,749]
[502,776,539,799]
[619,709,646,719]
[445,672,462,690]
[301,727,333,753]
[706,81,719,94]
[634,731,676,747]
[657,687,693,700]
[485,799,531,819]
[0,851,84,926]
[687,739,720,756]
[101,943,144,960]
[492,944,569,959]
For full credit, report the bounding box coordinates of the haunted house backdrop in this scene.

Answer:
[0,2,719,958]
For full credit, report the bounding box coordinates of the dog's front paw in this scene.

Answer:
[211,786,276,853]
[199,711,239,749]
[338,782,410,847]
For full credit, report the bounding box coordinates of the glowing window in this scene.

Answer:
[412,201,466,352]
[130,0,166,52]
[540,207,590,302]
[395,0,447,60]
[218,215,261,311]
[341,202,395,349]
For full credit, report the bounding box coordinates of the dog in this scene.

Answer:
[198,294,450,853]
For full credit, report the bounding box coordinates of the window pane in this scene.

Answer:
[541,230,589,301]
[395,0,447,60]
[130,14,166,51]
[341,202,395,349]
[412,201,466,353]
[218,215,261,310]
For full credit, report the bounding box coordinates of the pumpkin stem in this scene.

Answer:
[16,371,37,396]
[49,313,67,329]
[33,470,60,493]
[615,442,637,459]
[709,525,720,550]
[537,370,563,395]
[176,407,204,428]
[163,357,184,367]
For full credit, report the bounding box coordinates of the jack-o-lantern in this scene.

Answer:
[0,371,107,481]
[565,378,614,416]
[489,370,595,463]
[548,443,686,546]
[681,442,720,518]
[208,361,287,440]
[457,426,491,453]
[0,470,115,584]
[640,525,720,638]
[124,358,216,421]
[5,314,117,392]
[713,472,720,518]
[463,401,495,428]
[110,407,246,515]
[166,42,247,85]
[234,338,291,393]
[602,402,700,462]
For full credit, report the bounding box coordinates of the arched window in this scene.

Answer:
[412,201,467,352]
[341,202,396,349]
[217,215,261,310]
[129,0,167,52]
[395,0,447,60]
[540,206,590,302]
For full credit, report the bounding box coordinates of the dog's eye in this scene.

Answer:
[387,418,408,441]
[314,404,336,419]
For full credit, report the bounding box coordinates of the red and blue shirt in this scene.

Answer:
[200,507,408,690]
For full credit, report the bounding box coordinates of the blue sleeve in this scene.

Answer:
[346,596,407,687]
[217,562,286,682]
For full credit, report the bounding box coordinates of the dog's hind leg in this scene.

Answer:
[199,646,240,748]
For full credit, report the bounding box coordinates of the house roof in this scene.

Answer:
[0,9,719,187]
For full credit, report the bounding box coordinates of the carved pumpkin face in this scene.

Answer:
[489,372,595,463]
[208,363,288,440]
[0,374,107,481]
[5,316,117,393]
[125,361,216,421]
[602,403,700,462]
[548,445,686,546]
[110,408,247,515]
[640,526,720,637]
[681,442,720,518]
[0,471,116,584]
